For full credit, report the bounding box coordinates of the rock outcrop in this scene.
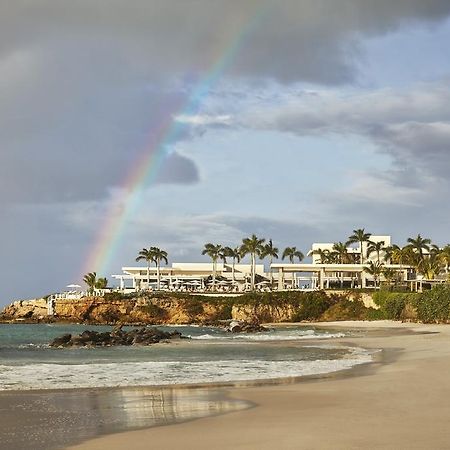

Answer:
[50,326,186,347]
[226,320,269,333]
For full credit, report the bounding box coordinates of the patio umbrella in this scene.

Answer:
[67,284,81,289]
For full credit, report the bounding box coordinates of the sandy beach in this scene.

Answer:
[64,321,450,450]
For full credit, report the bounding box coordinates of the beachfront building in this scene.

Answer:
[111,262,267,292]
[271,235,410,290]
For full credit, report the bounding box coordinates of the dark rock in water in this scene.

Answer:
[49,327,188,348]
[50,333,72,347]
[226,320,269,333]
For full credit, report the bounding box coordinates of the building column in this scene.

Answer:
[361,272,367,288]
[319,269,325,290]
[278,268,284,291]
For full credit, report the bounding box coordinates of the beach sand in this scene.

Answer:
[65,321,450,450]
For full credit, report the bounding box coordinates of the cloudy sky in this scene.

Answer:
[1,0,450,305]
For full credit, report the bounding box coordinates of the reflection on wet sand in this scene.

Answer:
[0,386,251,450]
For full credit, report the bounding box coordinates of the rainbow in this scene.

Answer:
[80,5,269,279]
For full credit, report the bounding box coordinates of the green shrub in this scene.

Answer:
[139,302,167,319]
[413,285,450,323]
[320,298,369,321]
[104,292,125,301]
[372,291,420,320]
[214,303,233,320]
[292,292,336,321]
[183,299,204,317]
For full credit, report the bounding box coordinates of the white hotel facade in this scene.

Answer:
[111,235,412,292]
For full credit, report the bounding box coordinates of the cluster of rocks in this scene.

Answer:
[226,320,269,333]
[49,325,186,348]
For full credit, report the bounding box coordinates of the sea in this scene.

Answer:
[0,324,374,391]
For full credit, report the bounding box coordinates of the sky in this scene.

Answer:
[1,0,450,305]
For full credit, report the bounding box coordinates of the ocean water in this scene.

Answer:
[0,324,373,390]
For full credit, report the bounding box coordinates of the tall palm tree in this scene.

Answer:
[367,240,385,263]
[364,261,384,287]
[312,248,330,264]
[418,252,443,280]
[260,239,279,285]
[282,246,304,263]
[282,246,304,289]
[347,228,372,264]
[83,272,97,295]
[136,247,155,289]
[332,242,349,264]
[241,234,266,290]
[202,243,223,290]
[150,247,168,290]
[223,246,242,282]
[332,242,349,288]
[439,244,450,274]
[382,267,396,289]
[406,234,431,258]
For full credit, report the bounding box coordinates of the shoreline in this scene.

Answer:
[64,321,450,450]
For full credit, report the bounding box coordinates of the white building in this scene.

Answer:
[112,262,266,292]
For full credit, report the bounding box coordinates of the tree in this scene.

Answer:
[364,261,384,287]
[406,234,431,258]
[418,252,443,280]
[281,246,304,289]
[282,246,304,263]
[367,240,385,263]
[260,239,279,285]
[136,248,155,289]
[382,267,396,289]
[347,228,372,264]
[332,242,349,288]
[95,277,108,290]
[241,234,266,290]
[439,244,450,274]
[150,247,168,290]
[312,248,331,264]
[83,272,97,295]
[202,243,223,290]
[223,246,242,282]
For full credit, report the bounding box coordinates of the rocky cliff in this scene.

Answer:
[0,296,234,324]
[0,291,379,325]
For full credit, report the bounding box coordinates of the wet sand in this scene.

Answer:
[66,321,450,450]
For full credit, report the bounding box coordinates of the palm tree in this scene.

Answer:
[418,253,443,280]
[332,242,349,288]
[439,244,450,274]
[406,234,431,258]
[332,242,349,264]
[202,243,223,290]
[223,246,242,282]
[95,277,108,290]
[260,239,279,285]
[282,246,304,263]
[150,247,168,290]
[83,272,97,295]
[367,240,385,263]
[241,234,266,290]
[347,228,372,264]
[382,267,396,289]
[136,247,155,289]
[364,261,384,287]
[312,248,330,264]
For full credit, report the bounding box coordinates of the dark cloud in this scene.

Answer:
[1,1,450,85]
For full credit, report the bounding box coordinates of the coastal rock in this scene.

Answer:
[226,320,269,333]
[50,333,72,347]
[49,327,187,348]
